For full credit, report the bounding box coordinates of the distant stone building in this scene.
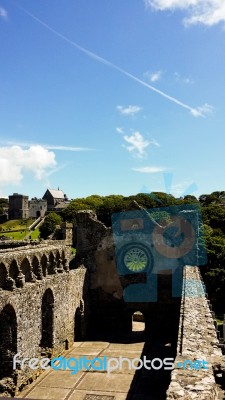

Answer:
[29,198,47,218]
[42,188,69,211]
[8,193,29,219]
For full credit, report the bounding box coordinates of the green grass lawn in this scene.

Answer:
[0,219,40,240]
[1,231,28,240]
[0,219,34,231]
[0,228,40,240]
[29,228,40,240]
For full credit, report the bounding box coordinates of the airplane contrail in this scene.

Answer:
[10,1,208,117]
[2,140,96,151]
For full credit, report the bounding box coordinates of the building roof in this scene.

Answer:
[54,202,69,209]
[47,189,65,199]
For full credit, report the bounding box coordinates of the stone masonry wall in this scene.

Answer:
[0,240,89,397]
[167,266,225,400]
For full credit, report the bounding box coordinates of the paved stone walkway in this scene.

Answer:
[18,323,147,400]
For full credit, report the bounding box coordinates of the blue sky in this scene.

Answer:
[0,0,225,200]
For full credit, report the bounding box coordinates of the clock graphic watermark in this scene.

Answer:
[111,173,207,302]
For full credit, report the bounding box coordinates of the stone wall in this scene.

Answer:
[167,266,225,399]
[0,241,72,290]
[74,210,181,338]
[0,241,89,397]
[0,241,30,250]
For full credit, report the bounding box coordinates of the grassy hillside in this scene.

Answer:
[0,219,40,240]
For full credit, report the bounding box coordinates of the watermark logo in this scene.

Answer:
[13,353,208,375]
[111,174,207,302]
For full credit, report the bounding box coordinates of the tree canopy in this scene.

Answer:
[39,212,63,239]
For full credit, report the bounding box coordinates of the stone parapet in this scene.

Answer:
[0,241,72,291]
[167,266,225,399]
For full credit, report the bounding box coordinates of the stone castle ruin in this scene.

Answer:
[0,212,225,399]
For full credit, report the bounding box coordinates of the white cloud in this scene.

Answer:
[117,105,141,116]
[122,131,158,158]
[145,70,162,82]
[0,145,57,186]
[149,138,160,147]
[0,6,7,20]
[116,127,124,134]
[190,103,214,117]
[132,166,167,173]
[144,0,225,26]
[174,72,194,84]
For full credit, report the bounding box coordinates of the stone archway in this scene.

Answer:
[9,260,19,286]
[40,289,54,351]
[41,254,48,277]
[21,258,33,282]
[55,250,63,273]
[32,256,42,280]
[0,304,17,395]
[48,253,56,275]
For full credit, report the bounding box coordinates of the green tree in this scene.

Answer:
[61,195,104,221]
[39,212,63,239]
[183,195,198,203]
[202,205,225,233]
[203,268,225,314]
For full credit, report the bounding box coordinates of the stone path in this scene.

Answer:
[17,323,147,400]
[17,321,175,400]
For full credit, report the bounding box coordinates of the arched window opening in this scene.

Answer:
[0,305,17,385]
[9,260,19,282]
[40,289,54,350]
[32,256,41,279]
[0,263,7,290]
[21,258,32,282]
[48,253,55,275]
[41,254,48,277]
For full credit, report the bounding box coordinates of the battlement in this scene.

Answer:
[0,240,71,291]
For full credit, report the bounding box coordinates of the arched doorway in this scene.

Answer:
[0,305,17,387]
[132,311,145,332]
[40,289,54,351]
